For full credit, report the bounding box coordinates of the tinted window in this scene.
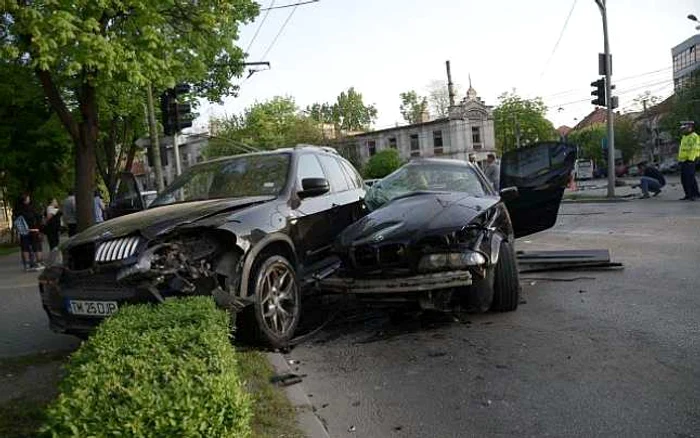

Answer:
[318,154,350,192]
[339,158,363,189]
[296,154,326,189]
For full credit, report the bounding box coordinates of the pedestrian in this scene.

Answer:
[94,190,105,224]
[62,190,77,236]
[14,193,44,271]
[632,162,665,199]
[483,153,500,191]
[44,198,62,251]
[678,121,700,201]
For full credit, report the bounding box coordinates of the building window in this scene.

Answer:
[472,127,481,149]
[410,134,420,157]
[367,140,377,156]
[388,137,397,149]
[433,130,443,155]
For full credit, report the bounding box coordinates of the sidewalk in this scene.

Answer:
[565,176,684,202]
[0,252,79,358]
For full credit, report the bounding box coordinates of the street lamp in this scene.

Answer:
[689,14,700,30]
[595,0,616,198]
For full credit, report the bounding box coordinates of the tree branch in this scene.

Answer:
[36,69,79,142]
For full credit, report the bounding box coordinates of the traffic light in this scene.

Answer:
[161,84,194,135]
[591,78,606,107]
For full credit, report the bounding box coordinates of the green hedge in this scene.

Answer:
[42,297,252,438]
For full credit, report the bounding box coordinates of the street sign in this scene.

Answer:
[598,53,612,76]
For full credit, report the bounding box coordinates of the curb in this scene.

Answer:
[562,197,631,204]
[265,352,330,438]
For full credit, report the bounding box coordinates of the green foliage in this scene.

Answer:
[307,87,378,133]
[614,116,641,162]
[0,63,73,205]
[206,96,323,158]
[42,297,252,438]
[399,90,429,124]
[493,91,556,154]
[568,125,606,163]
[363,148,403,179]
[661,71,700,141]
[426,80,460,118]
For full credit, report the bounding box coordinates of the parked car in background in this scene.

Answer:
[39,146,367,348]
[321,142,576,315]
[626,165,640,177]
[574,159,594,180]
[660,159,679,174]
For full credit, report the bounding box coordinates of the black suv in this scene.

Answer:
[39,146,366,347]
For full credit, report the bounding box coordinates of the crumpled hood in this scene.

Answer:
[67,196,275,246]
[337,192,498,248]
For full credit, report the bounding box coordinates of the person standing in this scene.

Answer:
[483,153,500,191]
[44,198,62,251]
[633,162,665,199]
[14,194,44,271]
[94,190,105,224]
[62,191,77,236]
[678,121,700,201]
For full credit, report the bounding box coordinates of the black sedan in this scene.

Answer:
[39,146,366,348]
[321,142,576,313]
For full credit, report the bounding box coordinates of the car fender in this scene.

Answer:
[238,233,297,298]
[490,232,506,265]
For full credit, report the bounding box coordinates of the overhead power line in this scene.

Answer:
[539,0,578,80]
[260,3,299,60]
[260,0,319,11]
[245,0,277,55]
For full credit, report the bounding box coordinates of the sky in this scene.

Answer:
[194,0,700,132]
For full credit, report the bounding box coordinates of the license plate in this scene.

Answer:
[67,300,118,317]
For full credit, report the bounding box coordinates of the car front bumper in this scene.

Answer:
[38,266,159,337]
[319,270,472,294]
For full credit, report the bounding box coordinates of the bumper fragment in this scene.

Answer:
[319,270,472,294]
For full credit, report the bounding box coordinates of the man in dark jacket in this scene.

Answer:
[634,162,666,199]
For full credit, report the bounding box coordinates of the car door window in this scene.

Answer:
[339,158,363,189]
[318,154,350,192]
[296,154,326,190]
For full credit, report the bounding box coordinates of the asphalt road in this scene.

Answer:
[287,182,700,438]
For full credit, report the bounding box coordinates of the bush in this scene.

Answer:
[363,148,402,179]
[42,297,252,438]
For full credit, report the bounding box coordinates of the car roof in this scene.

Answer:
[194,144,339,167]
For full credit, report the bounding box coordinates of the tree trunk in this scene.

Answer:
[76,82,99,232]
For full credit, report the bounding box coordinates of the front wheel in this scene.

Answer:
[243,254,301,348]
[491,240,520,312]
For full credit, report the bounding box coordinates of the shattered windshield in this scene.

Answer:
[365,162,489,211]
[150,153,290,207]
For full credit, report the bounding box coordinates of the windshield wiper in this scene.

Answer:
[388,190,447,203]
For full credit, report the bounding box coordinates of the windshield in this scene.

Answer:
[365,162,488,211]
[150,153,290,207]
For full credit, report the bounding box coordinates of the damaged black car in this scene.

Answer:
[320,142,576,313]
[39,146,366,348]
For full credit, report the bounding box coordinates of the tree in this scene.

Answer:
[661,71,700,141]
[2,1,258,230]
[307,87,378,134]
[0,63,73,207]
[567,125,606,163]
[399,90,429,124]
[205,96,323,158]
[363,149,402,179]
[632,91,662,112]
[493,91,556,154]
[614,115,641,163]
[426,80,461,118]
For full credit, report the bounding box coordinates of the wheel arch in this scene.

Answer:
[239,233,298,298]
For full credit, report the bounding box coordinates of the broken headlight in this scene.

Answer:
[418,251,487,272]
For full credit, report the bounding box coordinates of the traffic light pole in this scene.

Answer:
[596,0,615,198]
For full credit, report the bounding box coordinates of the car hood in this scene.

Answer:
[337,192,498,248]
[67,196,275,246]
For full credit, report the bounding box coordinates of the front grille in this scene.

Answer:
[350,243,408,270]
[95,236,141,263]
[69,243,95,270]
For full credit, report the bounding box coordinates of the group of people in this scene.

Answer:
[12,190,106,272]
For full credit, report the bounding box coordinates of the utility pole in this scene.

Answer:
[146,84,165,192]
[596,0,616,198]
[446,60,456,107]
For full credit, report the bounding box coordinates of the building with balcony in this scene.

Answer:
[672,34,700,90]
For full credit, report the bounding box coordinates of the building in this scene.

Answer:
[672,34,700,90]
[134,133,209,189]
[632,96,677,163]
[556,125,573,142]
[350,84,496,165]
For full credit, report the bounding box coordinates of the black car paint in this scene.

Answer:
[39,147,366,336]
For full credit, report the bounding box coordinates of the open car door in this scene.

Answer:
[107,172,146,219]
[500,142,576,238]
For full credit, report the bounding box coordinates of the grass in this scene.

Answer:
[0,243,19,256]
[237,351,304,438]
[0,397,50,438]
[0,350,70,375]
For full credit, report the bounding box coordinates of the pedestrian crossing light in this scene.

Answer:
[591,78,606,107]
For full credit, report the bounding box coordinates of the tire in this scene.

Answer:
[460,267,494,313]
[491,240,520,312]
[241,253,301,349]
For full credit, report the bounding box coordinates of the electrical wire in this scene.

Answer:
[260,3,299,61]
[245,0,276,55]
[539,0,578,80]
[260,0,318,11]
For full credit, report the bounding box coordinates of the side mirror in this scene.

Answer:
[299,178,330,199]
[499,186,519,202]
